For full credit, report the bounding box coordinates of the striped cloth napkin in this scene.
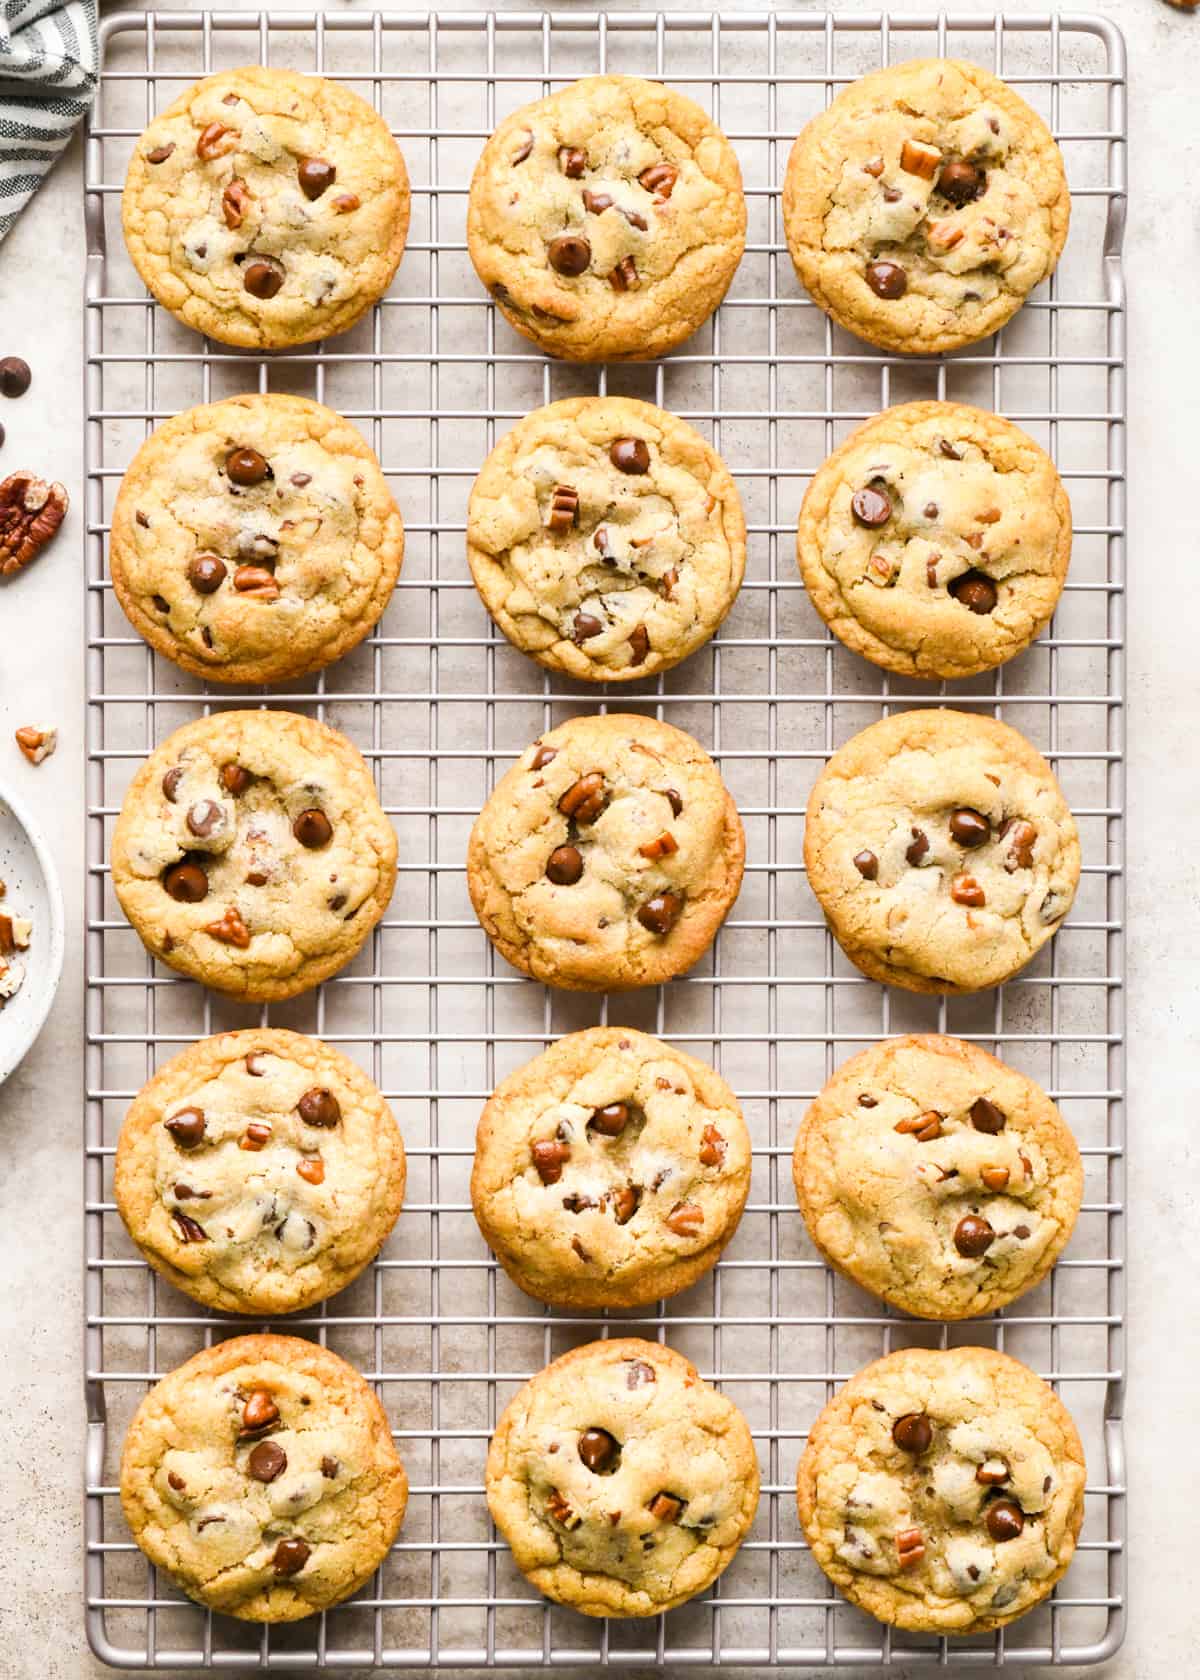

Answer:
[0,0,97,243]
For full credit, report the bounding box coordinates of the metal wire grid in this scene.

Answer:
[82,8,1127,1670]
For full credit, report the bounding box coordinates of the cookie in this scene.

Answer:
[797,1345,1086,1634]
[467,713,745,992]
[472,1027,750,1308]
[804,709,1079,994]
[486,1337,759,1617]
[110,394,403,686]
[122,67,410,349]
[467,397,745,682]
[783,60,1070,354]
[797,401,1071,679]
[110,710,396,1002]
[793,1034,1082,1319]
[114,1028,405,1316]
[120,1333,407,1621]
[467,75,746,362]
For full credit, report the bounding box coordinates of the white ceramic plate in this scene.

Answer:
[0,779,65,1085]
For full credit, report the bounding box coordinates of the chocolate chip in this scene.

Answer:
[853,849,878,880]
[293,809,332,849]
[851,486,892,528]
[243,256,285,299]
[985,1500,1025,1542]
[297,156,336,199]
[558,145,586,177]
[226,448,270,487]
[638,163,677,198]
[1013,1224,1031,1240]
[949,569,997,614]
[906,828,929,866]
[546,844,583,885]
[950,807,991,847]
[610,436,650,474]
[626,1360,656,1388]
[162,766,184,803]
[220,762,252,796]
[187,553,226,594]
[167,1471,185,1491]
[859,1095,877,1108]
[321,1456,339,1479]
[0,357,31,399]
[547,233,590,276]
[892,1412,933,1454]
[970,1097,1006,1134]
[187,799,223,839]
[163,860,209,903]
[664,789,683,816]
[581,188,612,214]
[578,1427,620,1474]
[628,624,649,665]
[146,143,175,165]
[938,159,985,206]
[164,1106,207,1150]
[954,1213,995,1257]
[609,256,639,291]
[636,892,683,936]
[588,1103,630,1138]
[245,1052,267,1076]
[248,1440,287,1482]
[241,1389,279,1433]
[272,1537,310,1577]
[1000,817,1037,871]
[572,611,603,643]
[938,438,963,460]
[298,1087,340,1127]
[865,260,907,299]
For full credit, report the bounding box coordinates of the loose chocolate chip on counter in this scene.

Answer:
[589,1103,630,1138]
[297,1088,341,1128]
[578,1427,620,1474]
[226,447,270,487]
[546,844,584,885]
[0,358,32,399]
[938,159,985,206]
[247,1440,287,1482]
[297,157,336,200]
[187,553,227,594]
[558,145,586,177]
[163,860,209,903]
[220,762,253,796]
[612,1185,641,1225]
[969,1097,1006,1134]
[146,143,175,165]
[865,260,907,299]
[241,1389,280,1433]
[985,1500,1025,1542]
[293,808,333,849]
[626,1359,656,1388]
[905,828,929,866]
[532,1138,570,1184]
[638,162,678,199]
[546,484,579,532]
[951,873,985,908]
[637,891,683,936]
[949,569,997,614]
[892,1412,933,1454]
[162,766,184,803]
[610,436,650,474]
[609,256,639,291]
[954,1213,996,1257]
[648,1492,684,1522]
[172,1210,208,1242]
[950,807,991,847]
[187,799,223,839]
[272,1537,311,1577]
[165,1106,206,1146]
[628,623,650,665]
[582,188,613,214]
[851,486,892,528]
[547,233,591,276]
[572,611,603,643]
[243,256,285,299]
[558,772,607,823]
[853,849,878,880]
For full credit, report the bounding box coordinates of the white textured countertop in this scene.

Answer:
[0,0,1192,1674]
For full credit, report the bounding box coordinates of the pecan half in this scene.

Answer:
[665,1200,703,1237]
[233,564,280,598]
[196,121,237,161]
[0,473,68,577]
[222,177,252,229]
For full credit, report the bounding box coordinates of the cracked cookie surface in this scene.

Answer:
[798,401,1071,679]
[467,713,745,992]
[793,1034,1082,1319]
[122,66,410,348]
[115,1028,406,1315]
[783,59,1069,354]
[804,709,1079,994]
[467,75,746,362]
[797,1345,1085,1634]
[120,1333,407,1621]
[486,1337,759,1616]
[468,397,745,682]
[472,1027,750,1308]
[111,710,397,1002]
[110,394,403,686]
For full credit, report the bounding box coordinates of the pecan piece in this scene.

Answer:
[222,177,252,229]
[14,725,56,765]
[648,1491,684,1522]
[0,473,68,577]
[204,906,250,948]
[698,1124,726,1167]
[172,1210,208,1243]
[546,1490,581,1530]
[558,772,607,824]
[545,485,578,532]
[608,256,639,291]
[665,1200,703,1237]
[233,564,280,598]
[894,1110,942,1142]
[331,192,361,214]
[196,121,237,161]
[900,138,942,179]
[1000,818,1037,871]
[638,163,677,199]
[637,831,678,861]
[896,1526,925,1569]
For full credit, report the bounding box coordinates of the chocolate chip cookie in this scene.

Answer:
[804,709,1079,994]
[793,1034,1082,1319]
[467,397,745,681]
[472,1027,750,1308]
[467,75,746,362]
[467,713,745,992]
[120,1333,407,1621]
[110,394,403,687]
[486,1337,759,1617]
[114,1028,405,1316]
[783,60,1070,354]
[798,401,1071,679]
[797,1345,1086,1634]
[122,67,410,348]
[110,710,396,1002]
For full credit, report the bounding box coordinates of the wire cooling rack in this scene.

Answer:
[83,8,1127,1669]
